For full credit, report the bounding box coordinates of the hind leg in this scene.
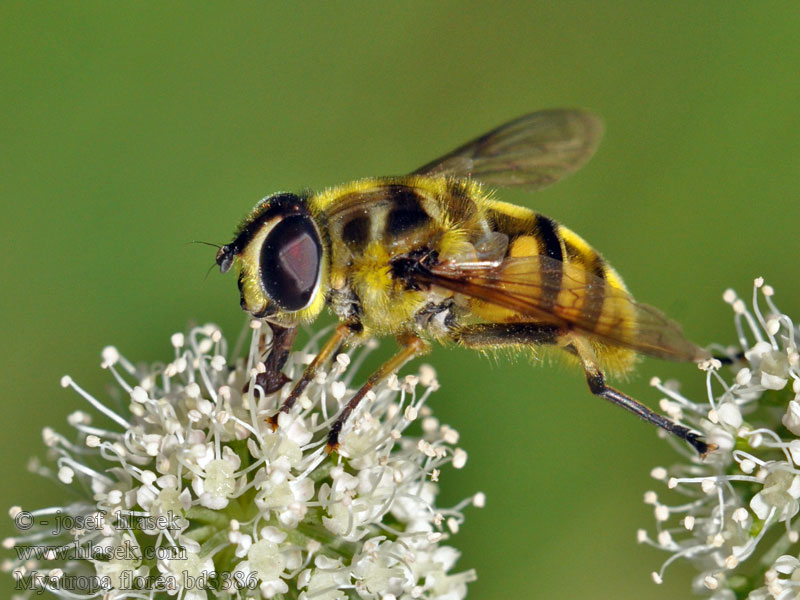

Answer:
[453,323,713,456]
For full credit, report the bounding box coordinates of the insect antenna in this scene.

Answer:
[191,240,223,249]
[189,240,225,281]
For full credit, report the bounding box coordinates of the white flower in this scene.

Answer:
[750,466,800,521]
[191,448,243,509]
[639,279,800,598]
[4,322,480,599]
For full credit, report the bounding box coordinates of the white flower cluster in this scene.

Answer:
[3,321,481,599]
[638,279,800,599]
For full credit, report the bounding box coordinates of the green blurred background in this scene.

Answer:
[2,2,799,598]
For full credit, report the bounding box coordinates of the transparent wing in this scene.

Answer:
[412,109,604,189]
[421,254,707,362]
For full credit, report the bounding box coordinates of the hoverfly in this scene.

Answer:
[216,109,713,455]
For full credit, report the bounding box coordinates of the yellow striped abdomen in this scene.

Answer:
[478,200,639,376]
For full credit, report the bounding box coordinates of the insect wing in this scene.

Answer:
[412,109,604,189]
[424,255,707,362]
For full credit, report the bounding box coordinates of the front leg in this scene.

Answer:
[327,333,429,453]
[252,323,298,394]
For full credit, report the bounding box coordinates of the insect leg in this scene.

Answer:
[452,323,713,456]
[452,322,562,347]
[249,323,298,395]
[565,333,714,456]
[266,323,354,429]
[713,350,745,365]
[327,333,429,453]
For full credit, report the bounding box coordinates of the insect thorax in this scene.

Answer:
[312,176,489,337]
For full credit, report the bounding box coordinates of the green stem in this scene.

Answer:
[183,524,218,543]
[186,506,230,527]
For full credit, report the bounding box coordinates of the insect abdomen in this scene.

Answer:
[485,200,638,375]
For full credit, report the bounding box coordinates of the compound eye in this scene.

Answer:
[259,215,323,311]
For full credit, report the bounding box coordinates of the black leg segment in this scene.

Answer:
[451,323,713,456]
[567,333,713,456]
[585,369,711,455]
[452,322,561,347]
[254,323,299,394]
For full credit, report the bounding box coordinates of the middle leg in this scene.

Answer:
[267,323,355,429]
[326,333,429,453]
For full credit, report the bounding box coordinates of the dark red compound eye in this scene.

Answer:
[259,215,323,311]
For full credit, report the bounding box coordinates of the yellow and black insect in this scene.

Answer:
[216,109,713,455]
